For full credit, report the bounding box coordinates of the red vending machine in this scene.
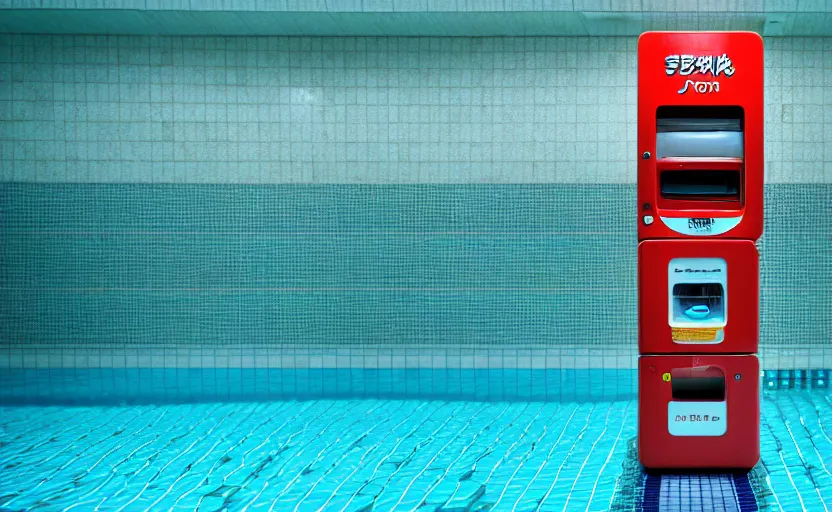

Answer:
[637,31,763,470]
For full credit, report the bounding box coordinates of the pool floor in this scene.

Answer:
[0,392,830,511]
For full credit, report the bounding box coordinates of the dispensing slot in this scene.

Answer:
[672,283,724,324]
[668,258,727,343]
[655,107,744,207]
[656,106,744,159]
[660,170,740,199]
[671,369,725,401]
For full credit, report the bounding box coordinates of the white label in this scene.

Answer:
[668,258,727,284]
[668,401,727,437]
[660,216,742,236]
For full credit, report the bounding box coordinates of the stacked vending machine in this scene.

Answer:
[637,32,763,470]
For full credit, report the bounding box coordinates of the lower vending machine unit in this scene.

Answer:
[638,354,760,469]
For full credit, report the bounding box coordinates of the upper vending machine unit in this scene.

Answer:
[637,32,764,241]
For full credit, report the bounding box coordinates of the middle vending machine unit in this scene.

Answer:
[636,31,763,470]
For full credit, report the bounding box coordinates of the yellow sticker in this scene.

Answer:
[672,327,719,342]
[662,373,672,382]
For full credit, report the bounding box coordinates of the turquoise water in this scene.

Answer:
[0,391,830,511]
[0,401,633,511]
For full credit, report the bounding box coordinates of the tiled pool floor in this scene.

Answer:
[0,392,829,511]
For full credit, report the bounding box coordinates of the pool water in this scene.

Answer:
[0,392,829,511]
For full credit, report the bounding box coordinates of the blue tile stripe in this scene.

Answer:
[640,473,759,512]
[733,473,758,512]
[641,474,661,512]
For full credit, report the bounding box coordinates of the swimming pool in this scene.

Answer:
[0,390,829,511]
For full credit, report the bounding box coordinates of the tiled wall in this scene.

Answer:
[2,35,830,184]
[1,35,831,380]
[3,1,832,40]
[2,1,827,12]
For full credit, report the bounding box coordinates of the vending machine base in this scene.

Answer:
[638,354,760,470]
